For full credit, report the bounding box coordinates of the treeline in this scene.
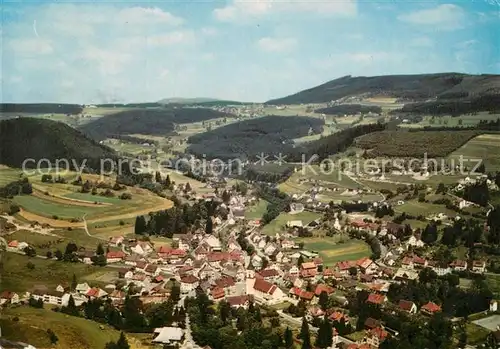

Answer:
[79,108,234,141]
[245,164,295,183]
[134,200,216,237]
[289,123,386,162]
[0,178,32,198]
[393,94,500,116]
[356,130,479,158]
[0,103,83,115]
[109,135,159,146]
[0,118,117,171]
[96,102,162,108]
[187,116,324,161]
[315,104,382,115]
[257,185,291,224]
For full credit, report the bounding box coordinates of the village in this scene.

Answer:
[3,175,499,349]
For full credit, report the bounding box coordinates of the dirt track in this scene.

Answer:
[18,209,85,228]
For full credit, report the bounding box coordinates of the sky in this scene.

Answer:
[2,0,499,103]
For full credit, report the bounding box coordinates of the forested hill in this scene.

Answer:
[187,115,324,160]
[0,118,117,170]
[266,73,500,105]
[78,107,234,141]
[0,103,83,115]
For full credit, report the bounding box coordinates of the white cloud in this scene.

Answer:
[410,36,434,47]
[214,0,356,22]
[257,37,297,52]
[8,38,53,55]
[82,47,133,75]
[146,31,196,46]
[455,39,478,49]
[201,27,219,36]
[398,4,466,30]
[115,6,183,25]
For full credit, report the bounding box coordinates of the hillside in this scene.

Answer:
[78,107,234,140]
[0,103,83,115]
[158,97,221,104]
[187,115,324,160]
[266,73,500,105]
[0,118,117,169]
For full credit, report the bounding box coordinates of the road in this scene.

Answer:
[82,214,106,241]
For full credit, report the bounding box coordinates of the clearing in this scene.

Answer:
[296,236,371,265]
[262,211,321,236]
[449,133,500,172]
[245,200,269,220]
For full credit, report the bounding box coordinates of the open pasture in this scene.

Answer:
[449,133,500,172]
[262,211,321,236]
[296,237,371,265]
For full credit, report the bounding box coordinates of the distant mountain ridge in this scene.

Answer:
[158,97,221,104]
[266,73,500,105]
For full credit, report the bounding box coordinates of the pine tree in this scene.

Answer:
[318,291,329,311]
[116,332,130,349]
[205,217,213,234]
[299,317,310,343]
[165,175,171,188]
[134,216,147,235]
[155,171,162,183]
[71,273,77,292]
[185,182,192,192]
[96,243,105,255]
[297,255,304,267]
[284,327,293,349]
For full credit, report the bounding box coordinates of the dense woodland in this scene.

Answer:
[393,94,500,116]
[0,103,83,115]
[108,134,159,146]
[0,118,117,171]
[355,130,480,158]
[288,123,386,162]
[266,73,499,104]
[314,104,382,115]
[79,108,234,141]
[187,116,324,160]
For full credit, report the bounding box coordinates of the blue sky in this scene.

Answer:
[2,0,499,103]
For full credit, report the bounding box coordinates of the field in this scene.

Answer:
[464,323,491,345]
[0,166,25,186]
[0,253,114,292]
[449,134,500,172]
[0,307,149,349]
[5,169,174,238]
[399,112,500,129]
[262,211,321,236]
[486,274,500,297]
[296,237,371,265]
[245,200,269,220]
[356,130,480,158]
[394,199,459,219]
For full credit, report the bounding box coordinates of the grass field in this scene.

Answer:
[245,200,269,220]
[399,112,500,129]
[486,274,500,297]
[449,134,500,172]
[296,237,371,265]
[0,166,25,186]
[465,322,491,345]
[262,211,321,236]
[1,253,113,292]
[394,199,459,219]
[0,307,148,349]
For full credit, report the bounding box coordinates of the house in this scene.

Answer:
[204,235,222,251]
[264,243,278,256]
[366,293,387,305]
[281,239,296,250]
[0,291,20,305]
[78,250,95,264]
[210,287,225,301]
[357,257,377,275]
[75,282,91,294]
[258,269,281,282]
[421,302,442,316]
[450,260,468,272]
[85,287,108,299]
[412,256,427,268]
[130,241,153,255]
[394,268,418,281]
[32,289,65,306]
[329,311,350,325]
[300,262,318,278]
[490,300,498,312]
[152,327,184,344]
[109,236,124,246]
[286,220,303,228]
[125,253,145,266]
[314,284,335,297]
[364,327,389,348]
[406,235,424,248]
[289,203,305,214]
[289,287,314,302]
[231,207,246,220]
[180,275,199,293]
[472,260,487,274]
[427,261,451,276]
[247,277,285,304]
[398,300,417,314]
[106,251,126,263]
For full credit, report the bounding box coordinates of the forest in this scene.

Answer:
[355,129,479,157]
[314,104,382,115]
[0,103,83,115]
[392,94,500,116]
[288,123,386,162]
[266,73,499,104]
[0,118,117,171]
[79,107,234,141]
[187,116,324,160]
